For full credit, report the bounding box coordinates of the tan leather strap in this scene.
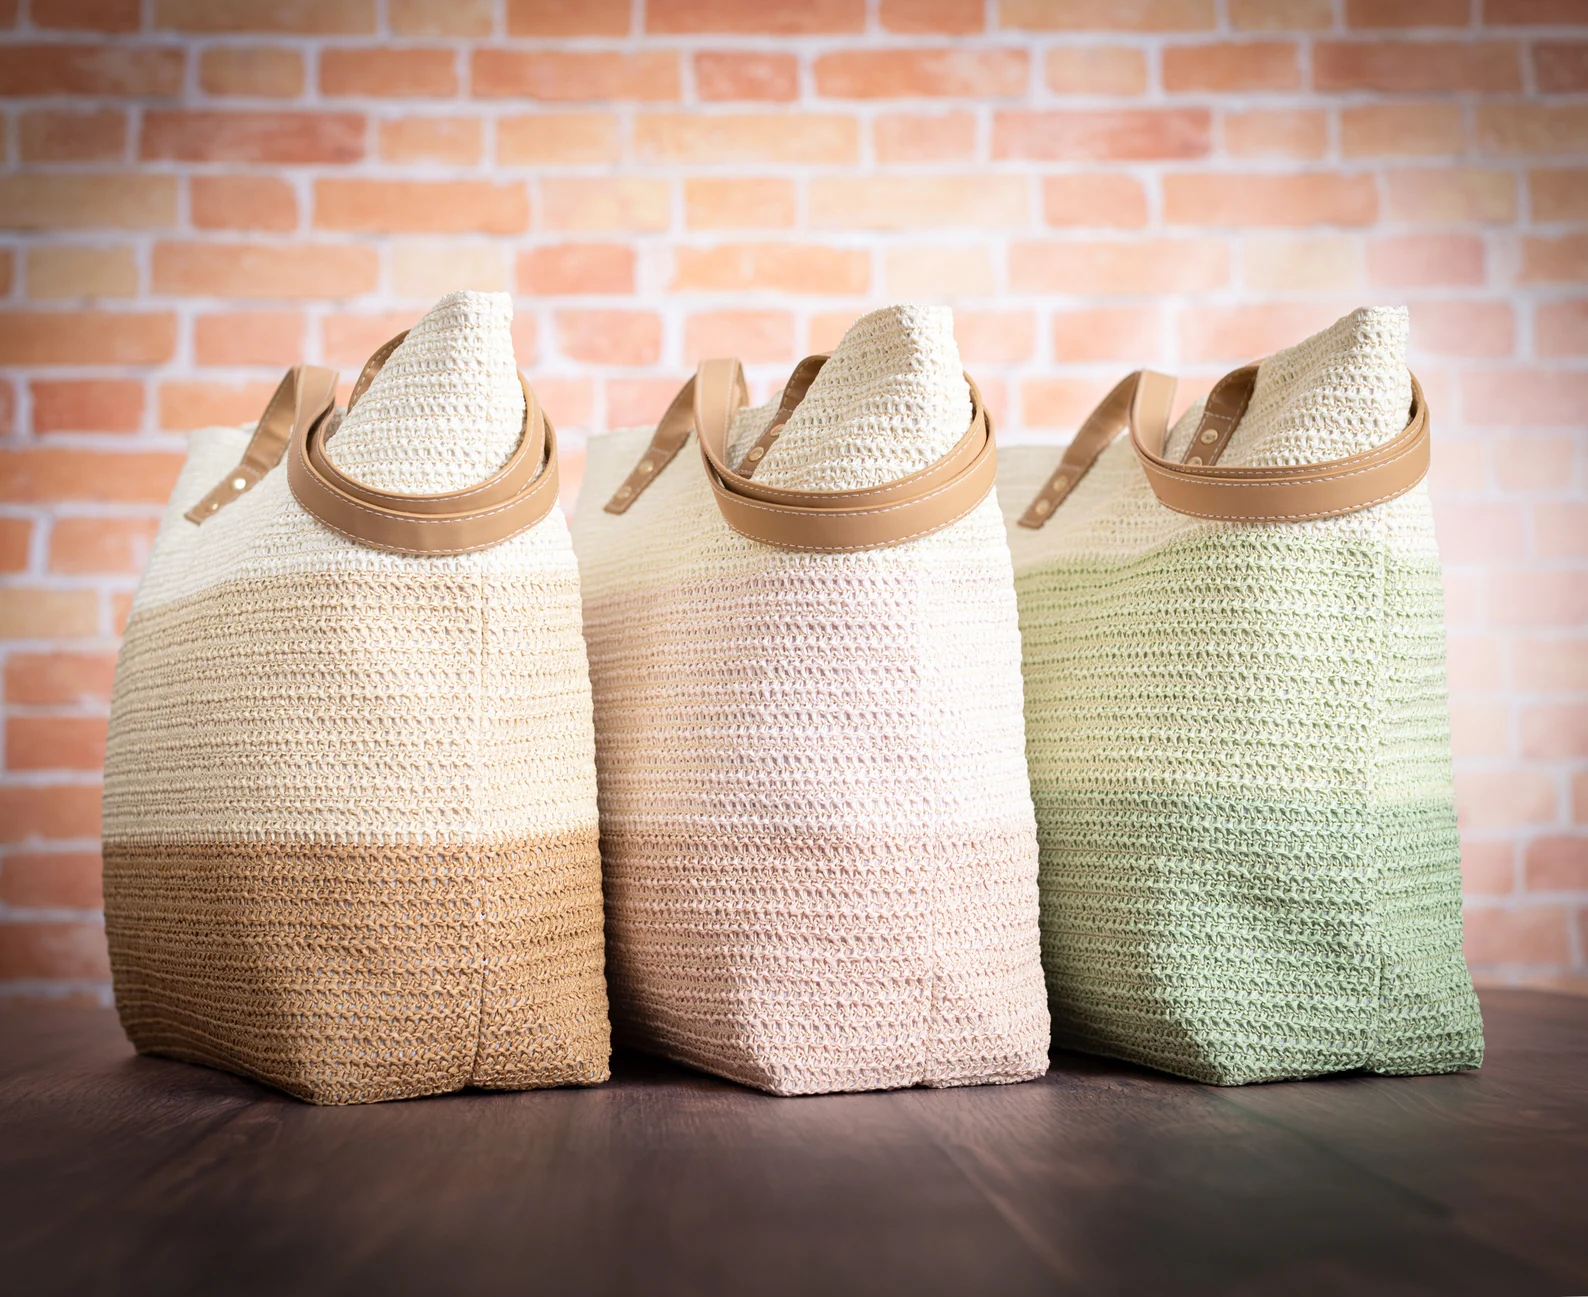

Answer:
[601,363,747,515]
[1020,363,1432,526]
[185,365,340,524]
[286,333,559,556]
[1017,370,1176,528]
[693,356,997,552]
[736,353,827,478]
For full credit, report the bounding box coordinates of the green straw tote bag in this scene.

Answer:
[997,307,1483,1085]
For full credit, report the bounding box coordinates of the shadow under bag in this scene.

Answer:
[998,306,1483,1085]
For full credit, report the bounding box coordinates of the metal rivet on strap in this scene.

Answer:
[768,427,781,438]
[1052,475,1069,492]
[1033,499,1051,515]
[231,476,248,491]
[1200,429,1218,444]
[1188,456,1204,466]
[638,459,653,474]
[616,485,632,499]
[748,447,765,461]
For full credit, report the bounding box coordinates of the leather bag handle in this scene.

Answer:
[1019,363,1431,527]
[286,331,561,556]
[185,364,339,524]
[605,354,997,553]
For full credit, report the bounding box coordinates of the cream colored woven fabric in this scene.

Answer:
[572,304,1050,1096]
[998,307,1483,1084]
[102,292,610,1104]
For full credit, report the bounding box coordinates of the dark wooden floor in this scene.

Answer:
[1,990,1584,1297]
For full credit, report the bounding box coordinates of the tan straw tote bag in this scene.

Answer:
[998,307,1482,1085]
[102,292,611,1104]
[572,305,1050,1096]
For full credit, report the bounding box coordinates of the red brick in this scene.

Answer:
[1385,168,1516,223]
[0,518,29,572]
[1315,40,1521,92]
[1492,434,1575,491]
[22,243,137,299]
[1021,377,1112,429]
[1367,235,1485,287]
[1163,41,1300,91]
[315,179,527,235]
[1428,432,1486,493]
[1433,499,1528,563]
[142,110,365,164]
[0,43,183,96]
[1537,300,1588,356]
[518,245,635,295]
[556,311,661,366]
[0,853,103,909]
[1000,0,1215,29]
[4,654,117,706]
[19,108,126,162]
[31,379,143,433]
[1533,503,1588,558]
[153,243,377,299]
[673,244,869,295]
[881,0,985,32]
[1224,109,1327,159]
[1522,235,1588,283]
[507,0,629,33]
[1461,840,1515,897]
[1407,300,1514,358]
[874,112,978,163]
[1179,302,1353,363]
[1485,0,1588,21]
[1514,637,1588,691]
[1044,46,1147,94]
[473,51,679,101]
[1465,369,1588,426]
[0,175,176,230]
[525,377,593,432]
[6,716,108,771]
[1341,103,1464,157]
[154,0,375,32]
[0,312,175,365]
[1011,239,1229,294]
[1531,169,1588,223]
[47,515,159,576]
[685,178,796,229]
[1346,0,1470,23]
[1232,0,1333,26]
[1525,837,1588,892]
[647,0,864,32]
[33,0,140,29]
[198,46,305,97]
[193,311,304,367]
[885,245,996,297]
[808,312,861,353]
[684,311,795,363]
[321,312,418,369]
[1455,769,1557,830]
[1489,571,1588,627]
[815,49,1028,98]
[190,175,297,232]
[497,114,620,165]
[993,109,1210,160]
[321,48,458,97]
[1446,633,1504,691]
[0,588,99,638]
[1534,42,1588,93]
[390,0,492,33]
[1522,704,1588,759]
[636,113,858,163]
[1051,306,1162,362]
[379,117,482,165]
[1449,698,1511,757]
[158,380,280,431]
[1042,175,1148,228]
[812,176,1027,229]
[1477,105,1588,155]
[1462,905,1571,965]
[540,179,670,232]
[1164,173,1378,226]
[695,52,798,101]
[953,311,1034,363]
[607,377,692,429]
[0,922,110,979]
[111,592,133,637]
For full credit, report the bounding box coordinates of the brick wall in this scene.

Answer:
[1,0,1584,1003]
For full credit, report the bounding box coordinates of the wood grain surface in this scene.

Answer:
[1,989,1583,1297]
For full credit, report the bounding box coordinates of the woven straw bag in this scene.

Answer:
[102,292,611,1104]
[998,306,1483,1085]
[572,305,1050,1096]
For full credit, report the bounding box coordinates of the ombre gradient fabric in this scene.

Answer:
[101,293,610,1104]
[998,308,1483,1085]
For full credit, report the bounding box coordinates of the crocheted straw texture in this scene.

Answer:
[102,292,610,1104]
[572,304,1050,1096]
[997,307,1483,1085]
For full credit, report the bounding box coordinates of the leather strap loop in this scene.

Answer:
[1020,363,1432,526]
[185,365,339,525]
[286,332,560,556]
